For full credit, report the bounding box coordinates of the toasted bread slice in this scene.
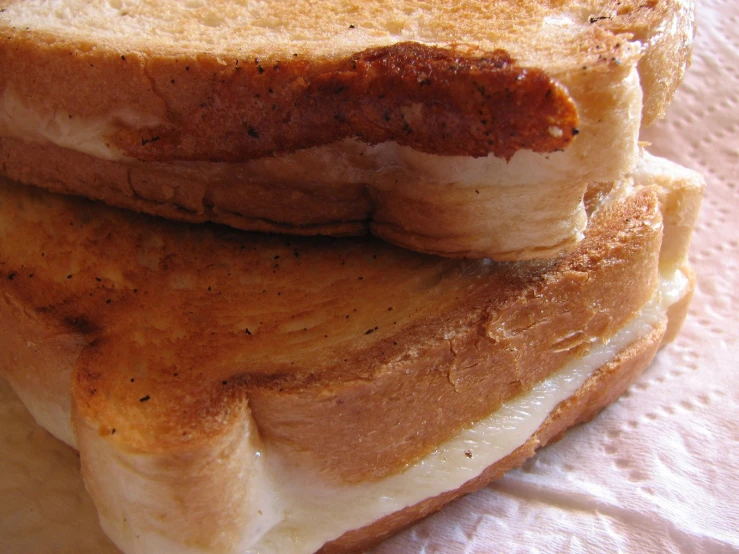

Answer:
[0,150,702,553]
[0,0,694,259]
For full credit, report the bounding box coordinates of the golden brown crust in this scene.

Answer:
[0,178,662,482]
[114,43,578,162]
[0,33,578,161]
[0,0,692,162]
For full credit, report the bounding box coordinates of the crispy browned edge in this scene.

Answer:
[0,0,692,162]
[322,281,694,553]
[0,38,577,161]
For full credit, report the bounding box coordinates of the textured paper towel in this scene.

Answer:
[1,0,737,552]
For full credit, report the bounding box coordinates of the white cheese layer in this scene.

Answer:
[245,269,686,554]
[0,88,161,161]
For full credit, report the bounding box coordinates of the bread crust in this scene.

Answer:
[0,2,626,162]
[113,42,578,162]
[0,0,692,146]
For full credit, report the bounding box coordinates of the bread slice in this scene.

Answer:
[0,0,694,259]
[0,149,702,553]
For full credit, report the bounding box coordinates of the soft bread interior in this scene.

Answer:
[0,150,702,553]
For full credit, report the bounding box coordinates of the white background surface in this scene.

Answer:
[1,0,737,552]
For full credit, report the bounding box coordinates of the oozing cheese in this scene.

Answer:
[239,269,687,554]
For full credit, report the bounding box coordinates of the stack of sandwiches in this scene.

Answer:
[0,0,703,552]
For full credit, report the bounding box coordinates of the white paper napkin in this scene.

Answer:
[1,0,737,552]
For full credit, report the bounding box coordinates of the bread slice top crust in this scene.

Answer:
[0,0,693,162]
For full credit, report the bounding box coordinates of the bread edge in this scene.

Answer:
[319,268,694,553]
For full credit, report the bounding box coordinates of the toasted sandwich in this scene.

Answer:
[0,150,702,553]
[0,0,694,259]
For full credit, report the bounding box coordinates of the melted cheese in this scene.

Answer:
[241,269,686,553]
[0,88,160,161]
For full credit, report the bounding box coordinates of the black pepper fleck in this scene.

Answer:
[139,395,150,402]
